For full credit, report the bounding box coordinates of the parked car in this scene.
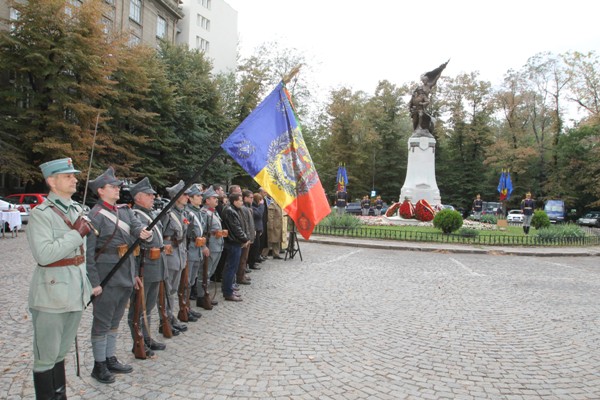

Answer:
[482,201,502,216]
[442,204,456,211]
[544,199,567,223]
[345,202,362,215]
[0,195,30,224]
[5,193,47,209]
[576,211,600,228]
[506,209,524,223]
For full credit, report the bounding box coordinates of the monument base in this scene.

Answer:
[400,135,441,207]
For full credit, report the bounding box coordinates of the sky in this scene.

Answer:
[225,0,600,99]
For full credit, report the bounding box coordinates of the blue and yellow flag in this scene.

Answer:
[498,169,513,201]
[336,164,348,193]
[221,82,330,240]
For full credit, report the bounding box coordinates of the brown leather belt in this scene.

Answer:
[41,255,85,268]
[163,236,181,247]
[95,247,127,254]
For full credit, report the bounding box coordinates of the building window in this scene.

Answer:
[65,0,81,17]
[101,17,112,34]
[196,14,210,31]
[129,34,141,46]
[156,16,166,39]
[196,37,209,52]
[9,8,19,31]
[129,0,141,23]
[201,0,211,9]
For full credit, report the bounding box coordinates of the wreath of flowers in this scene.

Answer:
[399,199,416,219]
[385,202,400,217]
[415,199,435,222]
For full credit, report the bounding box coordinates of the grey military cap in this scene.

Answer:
[185,184,203,196]
[166,180,185,198]
[88,166,122,195]
[130,177,156,198]
[202,185,218,199]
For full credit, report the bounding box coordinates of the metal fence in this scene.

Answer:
[313,225,600,247]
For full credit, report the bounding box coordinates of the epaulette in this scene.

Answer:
[117,204,130,209]
[36,201,51,211]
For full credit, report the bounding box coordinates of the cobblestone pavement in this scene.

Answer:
[2,233,600,399]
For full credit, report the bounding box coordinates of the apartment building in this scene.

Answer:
[177,0,237,74]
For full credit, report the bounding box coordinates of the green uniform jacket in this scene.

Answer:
[26,193,92,313]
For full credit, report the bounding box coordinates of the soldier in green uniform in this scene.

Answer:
[27,158,96,400]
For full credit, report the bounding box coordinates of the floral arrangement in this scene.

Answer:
[399,199,415,219]
[183,218,190,225]
[385,202,400,217]
[414,199,435,222]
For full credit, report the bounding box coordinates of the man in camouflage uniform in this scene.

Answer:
[27,158,95,399]
[87,167,152,384]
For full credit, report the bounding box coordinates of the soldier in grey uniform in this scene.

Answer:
[86,167,153,384]
[162,180,194,331]
[27,158,96,400]
[185,184,209,306]
[127,177,167,356]
[198,186,224,308]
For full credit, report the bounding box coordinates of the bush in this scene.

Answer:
[319,213,362,229]
[535,223,586,240]
[531,210,551,229]
[433,209,463,234]
[456,227,479,237]
[480,214,497,224]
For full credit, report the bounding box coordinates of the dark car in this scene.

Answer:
[345,202,362,215]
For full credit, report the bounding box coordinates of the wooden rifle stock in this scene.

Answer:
[132,249,147,359]
[158,281,173,338]
[201,235,212,310]
[177,260,190,322]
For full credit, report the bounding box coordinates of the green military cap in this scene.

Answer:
[89,166,122,195]
[39,158,81,178]
[130,177,156,198]
[185,184,203,196]
[166,180,185,198]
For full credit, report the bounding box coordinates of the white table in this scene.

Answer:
[1,211,22,238]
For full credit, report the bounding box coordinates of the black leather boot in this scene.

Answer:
[33,368,55,400]
[52,360,67,399]
[106,356,133,374]
[91,361,115,384]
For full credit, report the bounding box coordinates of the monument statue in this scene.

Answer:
[408,60,449,138]
[398,60,449,210]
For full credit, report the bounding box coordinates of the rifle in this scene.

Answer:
[158,281,173,338]
[132,249,147,359]
[87,148,223,306]
[201,234,213,310]
[177,260,190,322]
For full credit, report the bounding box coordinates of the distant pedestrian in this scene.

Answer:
[521,192,535,235]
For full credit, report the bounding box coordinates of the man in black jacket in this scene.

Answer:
[220,193,249,301]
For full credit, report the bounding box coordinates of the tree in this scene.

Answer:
[0,0,119,185]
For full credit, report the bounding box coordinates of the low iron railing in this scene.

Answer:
[313,225,600,247]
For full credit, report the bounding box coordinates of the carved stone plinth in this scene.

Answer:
[399,136,441,207]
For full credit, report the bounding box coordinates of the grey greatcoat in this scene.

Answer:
[185,204,206,290]
[199,205,224,295]
[128,205,166,340]
[160,205,188,319]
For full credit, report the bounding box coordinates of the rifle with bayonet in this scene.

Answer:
[158,280,173,338]
[177,260,190,322]
[200,232,212,310]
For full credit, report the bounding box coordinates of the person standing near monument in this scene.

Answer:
[86,167,152,384]
[374,195,384,216]
[521,192,535,235]
[27,158,95,399]
[472,194,483,220]
[335,190,347,215]
[361,195,371,216]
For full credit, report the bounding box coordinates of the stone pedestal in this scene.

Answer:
[399,136,441,207]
